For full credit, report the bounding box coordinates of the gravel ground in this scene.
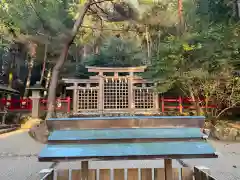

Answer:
[0,130,51,180]
[182,140,240,180]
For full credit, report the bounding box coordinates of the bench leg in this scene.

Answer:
[81,161,89,180]
[164,159,173,180]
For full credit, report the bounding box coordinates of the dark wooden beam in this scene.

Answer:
[47,116,205,130]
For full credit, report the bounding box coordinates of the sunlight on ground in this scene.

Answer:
[0,129,28,139]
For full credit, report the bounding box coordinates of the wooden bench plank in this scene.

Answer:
[38,141,217,162]
[48,128,206,144]
[47,116,205,130]
[48,116,205,121]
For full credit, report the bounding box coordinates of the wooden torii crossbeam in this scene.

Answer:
[38,116,218,180]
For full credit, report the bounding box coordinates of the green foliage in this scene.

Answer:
[84,37,146,67]
[0,0,240,119]
[148,20,240,85]
[0,0,73,36]
[145,0,240,118]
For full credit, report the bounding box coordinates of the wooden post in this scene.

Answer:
[164,159,173,180]
[154,83,159,112]
[154,93,159,112]
[73,83,78,113]
[67,96,71,112]
[81,161,89,180]
[128,72,134,113]
[98,72,104,115]
[179,96,183,114]
[86,83,90,110]
[161,96,165,113]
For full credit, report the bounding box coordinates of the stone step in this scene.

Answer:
[0,127,19,135]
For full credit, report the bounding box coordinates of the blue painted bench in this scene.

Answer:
[39,141,217,161]
[38,116,217,180]
[47,128,207,144]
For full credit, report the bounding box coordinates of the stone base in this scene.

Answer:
[206,121,240,141]
[21,118,42,129]
[28,121,49,144]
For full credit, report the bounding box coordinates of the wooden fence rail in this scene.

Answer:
[40,168,193,180]
[40,167,217,180]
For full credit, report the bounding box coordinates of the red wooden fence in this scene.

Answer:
[161,96,216,113]
[0,98,32,111]
[0,96,216,113]
[39,97,71,112]
[0,97,71,112]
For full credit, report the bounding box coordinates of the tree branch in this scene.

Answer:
[71,2,92,39]
[216,101,240,119]
[92,0,109,15]
[81,25,137,32]
[90,0,112,6]
[88,7,103,30]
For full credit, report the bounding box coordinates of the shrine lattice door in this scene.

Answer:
[103,78,129,110]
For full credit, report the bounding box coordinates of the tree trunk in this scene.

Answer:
[24,43,37,97]
[23,58,34,97]
[178,0,183,35]
[40,43,48,84]
[146,26,150,58]
[44,69,51,97]
[189,89,201,116]
[46,1,92,119]
[46,45,69,119]
[0,47,3,84]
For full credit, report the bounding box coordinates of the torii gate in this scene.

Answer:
[62,66,159,115]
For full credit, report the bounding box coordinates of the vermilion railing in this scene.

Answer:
[161,96,216,113]
[0,96,216,113]
[0,97,71,112]
[40,97,71,112]
[0,98,32,111]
